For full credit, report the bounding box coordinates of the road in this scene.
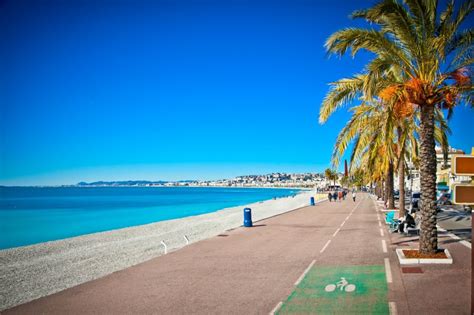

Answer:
[437,206,472,242]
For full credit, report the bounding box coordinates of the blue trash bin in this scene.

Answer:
[243,207,253,227]
[310,196,315,206]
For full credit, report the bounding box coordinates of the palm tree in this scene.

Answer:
[324,168,338,187]
[324,0,473,254]
[328,100,398,209]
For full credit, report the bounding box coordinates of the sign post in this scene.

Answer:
[451,151,474,315]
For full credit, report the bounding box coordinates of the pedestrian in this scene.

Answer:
[352,191,356,202]
[338,191,343,202]
[343,190,346,200]
[333,191,338,202]
[328,192,333,202]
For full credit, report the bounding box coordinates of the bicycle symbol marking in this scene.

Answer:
[324,277,356,293]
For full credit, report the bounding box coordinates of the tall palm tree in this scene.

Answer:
[324,0,473,254]
[324,168,338,187]
[329,100,398,209]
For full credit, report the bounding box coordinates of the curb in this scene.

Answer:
[395,248,453,265]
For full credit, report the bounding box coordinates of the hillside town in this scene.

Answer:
[172,173,328,188]
[76,173,332,188]
[76,146,471,191]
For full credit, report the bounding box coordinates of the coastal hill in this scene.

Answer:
[75,173,337,188]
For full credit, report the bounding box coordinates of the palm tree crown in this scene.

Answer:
[320,0,473,254]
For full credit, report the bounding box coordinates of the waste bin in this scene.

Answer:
[243,207,253,227]
[310,196,315,206]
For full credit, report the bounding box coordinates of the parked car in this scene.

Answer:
[410,192,421,213]
[436,193,452,206]
[394,190,400,200]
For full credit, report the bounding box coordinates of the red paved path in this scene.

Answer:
[5,194,470,314]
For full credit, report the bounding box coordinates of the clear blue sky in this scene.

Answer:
[1,0,473,186]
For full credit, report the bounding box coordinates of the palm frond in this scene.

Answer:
[319,75,365,123]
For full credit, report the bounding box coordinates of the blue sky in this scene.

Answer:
[1,0,473,186]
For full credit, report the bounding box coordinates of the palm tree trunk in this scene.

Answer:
[419,105,438,254]
[386,162,395,209]
[383,177,387,204]
[398,159,406,217]
[397,127,406,217]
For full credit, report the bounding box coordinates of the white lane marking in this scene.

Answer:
[353,200,362,211]
[332,228,341,237]
[378,221,382,227]
[379,228,384,237]
[382,239,387,253]
[320,240,331,253]
[384,258,393,283]
[340,221,346,228]
[345,215,350,221]
[269,301,283,315]
[437,224,471,249]
[295,259,316,285]
[389,302,398,315]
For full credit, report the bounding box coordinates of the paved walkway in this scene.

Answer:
[5,193,471,314]
[380,202,471,314]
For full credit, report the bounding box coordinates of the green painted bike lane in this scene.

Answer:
[277,265,389,314]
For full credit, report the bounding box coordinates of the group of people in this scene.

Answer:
[328,189,357,202]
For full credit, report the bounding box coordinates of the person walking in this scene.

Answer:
[328,192,333,202]
[352,191,356,202]
[338,190,343,202]
[333,191,338,202]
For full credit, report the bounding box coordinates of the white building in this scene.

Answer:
[395,146,470,194]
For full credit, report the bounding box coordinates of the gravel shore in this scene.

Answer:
[1,190,322,310]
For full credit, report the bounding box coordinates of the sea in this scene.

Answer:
[0,186,300,250]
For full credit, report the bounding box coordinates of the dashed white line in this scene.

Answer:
[389,301,398,315]
[295,259,316,285]
[437,224,471,249]
[320,240,331,253]
[332,228,341,237]
[382,239,387,253]
[378,221,382,227]
[340,221,346,228]
[384,258,393,283]
[379,228,384,237]
[269,301,283,315]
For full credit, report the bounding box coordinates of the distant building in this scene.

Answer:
[396,146,470,194]
[436,146,471,190]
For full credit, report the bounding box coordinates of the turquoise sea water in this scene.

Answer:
[0,186,299,250]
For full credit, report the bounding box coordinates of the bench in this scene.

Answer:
[404,216,421,235]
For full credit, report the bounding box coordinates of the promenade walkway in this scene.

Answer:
[5,193,470,314]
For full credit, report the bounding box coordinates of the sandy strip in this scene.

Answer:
[0,190,323,310]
